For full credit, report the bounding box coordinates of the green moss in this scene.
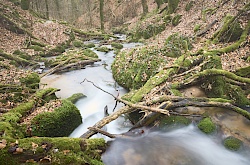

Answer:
[96,46,112,53]
[31,99,82,137]
[0,149,18,165]
[185,1,194,11]
[112,46,170,90]
[159,116,191,129]
[30,40,46,47]
[15,137,106,164]
[111,42,123,49]
[226,84,250,106]
[194,24,201,33]
[67,93,86,104]
[235,66,250,77]
[163,33,193,57]
[84,43,95,48]
[21,0,29,10]
[172,14,182,26]
[223,137,242,151]
[73,40,84,47]
[198,117,216,134]
[13,50,31,60]
[20,72,40,89]
[168,0,179,14]
[0,121,15,137]
[28,45,44,51]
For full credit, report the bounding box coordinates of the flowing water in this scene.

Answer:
[102,124,250,165]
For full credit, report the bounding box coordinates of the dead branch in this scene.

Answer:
[88,127,116,138]
[79,79,170,139]
[196,19,218,37]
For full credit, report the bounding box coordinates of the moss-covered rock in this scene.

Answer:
[159,116,191,130]
[226,84,250,106]
[30,99,82,137]
[163,33,193,57]
[73,40,84,47]
[198,117,216,134]
[111,42,123,49]
[112,46,170,90]
[223,137,242,151]
[67,93,86,104]
[96,46,112,53]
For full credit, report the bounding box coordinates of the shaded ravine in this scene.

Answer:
[41,41,140,138]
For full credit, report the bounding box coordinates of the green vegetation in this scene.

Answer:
[163,33,192,57]
[0,137,106,164]
[31,99,82,137]
[20,0,29,10]
[214,15,243,43]
[223,137,242,151]
[96,46,112,53]
[168,0,180,14]
[159,116,191,128]
[73,40,84,47]
[172,14,182,26]
[185,1,194,11]
[67,93,86,104]
[194,24,201,33]
[20,72,40,89]
[198,117,216,134]
[111,42,123,49]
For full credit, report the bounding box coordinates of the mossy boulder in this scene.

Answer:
[96,46,112,53]
[163,33,193,57]
[30,99,82,137]
[159,116,191,130]
[198,117,216,134]
[67,93,86,104]
[73,40,84,47]
[111,42,123,49]
[112,46,170,90]
[223,137,242,151]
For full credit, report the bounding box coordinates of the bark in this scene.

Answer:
[99,0,104,31]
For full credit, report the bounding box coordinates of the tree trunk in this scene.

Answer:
[100,0,104,32]
[141,0,148,15]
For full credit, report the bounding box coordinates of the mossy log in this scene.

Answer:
[0,49,34,66]
[176,69,250,88]
[0,137,105,165]
[45,59,101,76]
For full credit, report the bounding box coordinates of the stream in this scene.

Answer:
[41,38,250,164]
